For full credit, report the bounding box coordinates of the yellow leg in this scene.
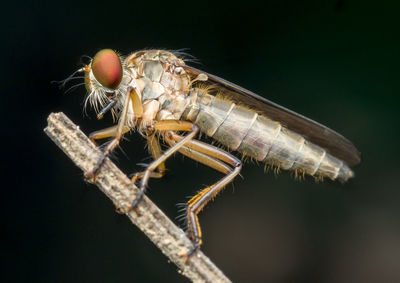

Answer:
[89,125,130,145]
[131,131,166,183]
[165,135,232,175]
[84,87,136,181]
[165,132,242,257]
[129,120,199,210]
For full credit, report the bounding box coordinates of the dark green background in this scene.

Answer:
[3,0,400,282]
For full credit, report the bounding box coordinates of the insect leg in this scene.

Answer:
[88,125,130,145]
[166,133,242,257]
[168,132,239,166]
[128,121,199,210]
[131,131,166,183]
[133,128,232,183]
[84,87,134,181]
[164,135,232,175]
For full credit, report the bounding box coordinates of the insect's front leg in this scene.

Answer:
[128,120,199,210]
[88,125,130,145]
[84,88,133,182]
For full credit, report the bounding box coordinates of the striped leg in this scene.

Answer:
[165,133,242,258]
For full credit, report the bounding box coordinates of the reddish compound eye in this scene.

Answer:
[91,49,123,89]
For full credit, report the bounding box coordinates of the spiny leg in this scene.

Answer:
[87,123,133,213]
[166,133,242,257]
[187,162,241,256]
[84,87,135,182]
[129,121,199,210]
[87,125,131,214]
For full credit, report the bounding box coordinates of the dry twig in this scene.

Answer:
[44,112,231,283]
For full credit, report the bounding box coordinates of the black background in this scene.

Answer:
[3,0,400,282]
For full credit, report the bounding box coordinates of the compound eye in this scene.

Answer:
[91,49,123,89]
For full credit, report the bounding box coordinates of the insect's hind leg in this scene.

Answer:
[165,133,242,258]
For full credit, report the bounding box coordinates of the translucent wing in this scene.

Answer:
[184,66,361,167]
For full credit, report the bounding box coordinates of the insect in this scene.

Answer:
[72,49,361,257]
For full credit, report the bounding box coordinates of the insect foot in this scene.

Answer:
[178,243,200,264]
[84,170,97,183]
[83,148,110,182]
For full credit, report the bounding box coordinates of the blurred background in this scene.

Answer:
[2,0,400,282]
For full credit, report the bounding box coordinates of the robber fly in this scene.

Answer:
[72,49,360,256]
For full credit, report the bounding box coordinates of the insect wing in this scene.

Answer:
[183,65,361,167]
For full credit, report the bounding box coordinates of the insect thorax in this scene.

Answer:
[123,50,194,126]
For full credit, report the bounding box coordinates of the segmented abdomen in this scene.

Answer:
[182,90,353,182]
